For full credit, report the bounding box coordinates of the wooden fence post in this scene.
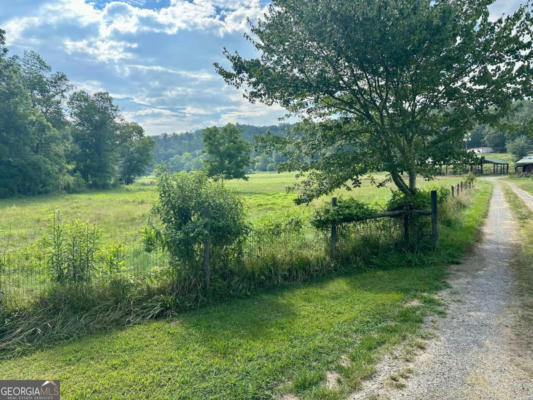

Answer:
[202,208,211,297]
[431,190,438,249]
[330,197,337,258]
[457,184,460,196]
[451,185,455,198]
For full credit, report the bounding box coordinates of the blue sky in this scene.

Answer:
[0,0,525,135]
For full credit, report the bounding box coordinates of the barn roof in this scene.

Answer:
[516,156,533,166]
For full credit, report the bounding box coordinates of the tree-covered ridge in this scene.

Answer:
[466,101,533,158]
[153,123,293,173]
[0,29,154,198]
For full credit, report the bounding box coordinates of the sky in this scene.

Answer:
[0,0,525,135]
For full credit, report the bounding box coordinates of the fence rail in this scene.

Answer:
[330,181,474,257]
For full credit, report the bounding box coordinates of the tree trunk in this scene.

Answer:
[391,172,411,195]
[408,168,417,193]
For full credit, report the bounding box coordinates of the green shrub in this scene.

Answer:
[465,172,476,184]
[386,187,450,211]
[311,198,378,230]
[145,171,249,293]
[98,242,126,275]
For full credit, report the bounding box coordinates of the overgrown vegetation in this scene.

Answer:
[145,170,249,298]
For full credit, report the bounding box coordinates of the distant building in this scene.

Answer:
[467,147,494,154]
[515,155,533,176]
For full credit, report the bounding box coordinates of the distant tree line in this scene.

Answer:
[153,123,292,173]
[0,29,154,198]
[466,101,533,160]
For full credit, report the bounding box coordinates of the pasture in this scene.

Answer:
[0,172,465,249]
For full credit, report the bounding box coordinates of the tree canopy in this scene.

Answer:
[0,29,154,196]
[216,0,533,199]
[202,123,252,180]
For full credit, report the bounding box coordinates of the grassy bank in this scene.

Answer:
[0,181,493,400]
[506,177,533,196]
[502,184,533,346]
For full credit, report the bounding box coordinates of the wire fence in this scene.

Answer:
[0,236,167,308]
[0,216,409,308]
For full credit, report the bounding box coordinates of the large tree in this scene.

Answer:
[216,0,532,199]
[0,29,68,197]
[68,91,120,188]
[117,121,155,184]
[20,51,71,130]
[202,123,252,180]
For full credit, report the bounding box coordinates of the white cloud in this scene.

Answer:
[65,39,138,62]
[3,0,266,58]
[115,64,216,82]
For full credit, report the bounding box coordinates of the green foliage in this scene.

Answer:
[386,187,450,212]
[0,45,68,197]
[465,173,476,185]
[311,199,378,230]
[466,101,533,155]
[152,123,291,173]
[98,242,125,276]
[68,91,120,188]
[42,212,100,284]
[217,0,532,198]
[118,122,155,185]
[147,170,249,278]
[202,123,252,180]
[507,136,531,161]
[255,214,304,237]
[0,31,151,198]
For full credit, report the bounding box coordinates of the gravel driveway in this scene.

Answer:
[351,182,533,400]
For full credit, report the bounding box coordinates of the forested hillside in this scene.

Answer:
[153,124,292,172]
[466,101,533,156]
[0,29,154,198]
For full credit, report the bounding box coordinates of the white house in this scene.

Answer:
[467,147,494,154]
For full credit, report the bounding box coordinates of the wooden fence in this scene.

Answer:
[330,181,474,257]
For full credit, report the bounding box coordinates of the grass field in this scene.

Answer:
[0,172,465,251]
[0,173,492,399]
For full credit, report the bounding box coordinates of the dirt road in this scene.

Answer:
[352,182,533,400]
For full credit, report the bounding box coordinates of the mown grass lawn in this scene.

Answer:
[0,179,492,400]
